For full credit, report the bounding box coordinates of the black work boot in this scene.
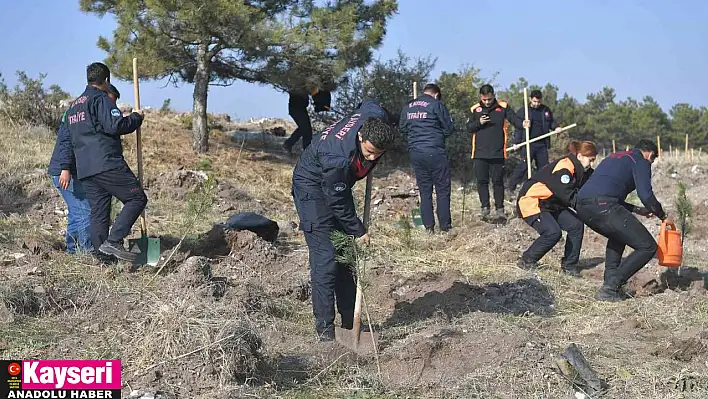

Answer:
[595,284,630,302]
[561,264,582,277]
[99,240,137,262]
[425,226,435,235]
[478,207,490,218]
[517,257,539,270]
[317,325,335,342]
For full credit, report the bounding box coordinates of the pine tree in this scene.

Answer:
[80,0,398,153]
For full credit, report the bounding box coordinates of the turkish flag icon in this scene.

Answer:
[8,362,20,376]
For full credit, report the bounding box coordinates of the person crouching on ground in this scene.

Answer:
[575,139,672,302]
[65,62,146,262]
[48,84,122,255]
[516,140,598,276]
[291,99,398,342]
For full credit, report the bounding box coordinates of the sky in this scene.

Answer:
[1,0,707,121]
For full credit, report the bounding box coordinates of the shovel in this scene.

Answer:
[127,57,160,266]
[334,173,378,354]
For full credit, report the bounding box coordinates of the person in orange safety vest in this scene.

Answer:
[515,140,598,276]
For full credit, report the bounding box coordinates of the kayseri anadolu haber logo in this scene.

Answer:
[20,360,121,390]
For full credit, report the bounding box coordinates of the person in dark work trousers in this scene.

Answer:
[282,88,331,155]
[398,83,455,233]
[48,84,121,255]
[516,141,597,276]
[466,84,528,220]
[575,139,673,302]
[282,90,313,154]
[291,99,398,341]
[65,62,146,262]
[508,90,563,193]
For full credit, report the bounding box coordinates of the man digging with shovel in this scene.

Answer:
[291,99,398,342]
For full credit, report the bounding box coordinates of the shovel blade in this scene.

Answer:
[128,236,161,266]
[334,326,378,355]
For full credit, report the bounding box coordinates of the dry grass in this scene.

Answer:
[0,122,55,179]
[1,115,707,398]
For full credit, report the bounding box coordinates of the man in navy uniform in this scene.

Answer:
[508,90,563,192]
[65,62,146,262]
[466,84,528,220]
[291,99,398,341]
[399,83,455,233]
[48,84,121,255]
[575,139,673,302]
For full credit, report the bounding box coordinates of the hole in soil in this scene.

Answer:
[384,276,556,328]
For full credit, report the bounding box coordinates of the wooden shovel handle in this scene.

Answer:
[353,173,374,346]
[133,57,147,234]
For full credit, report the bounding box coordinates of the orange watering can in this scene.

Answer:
[657,221,683,267]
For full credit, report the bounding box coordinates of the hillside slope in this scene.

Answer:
[0,113,706,398]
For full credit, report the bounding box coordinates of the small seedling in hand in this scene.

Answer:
[331,230,371,291]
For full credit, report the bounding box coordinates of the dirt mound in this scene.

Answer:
[614,266,706,297]
[651,332,708,362]
[188,225,278,263]
[146,170,248,206]
[146,169,210,201]
[579,260,706,297]
[369,170,420,220]
[379,324,542,390]
[130,321,266,397]
[377,270,555,329]
[0,275,99,318]
[159,225,310,309]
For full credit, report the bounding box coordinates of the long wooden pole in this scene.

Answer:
[412,81,418,98]
[133,58,147,233]
[657,135,661,163]
[685,134,689,161]
[612,139,616,153]
[507,123,577,152]
[523,88,531,178]
[352,173,374,348]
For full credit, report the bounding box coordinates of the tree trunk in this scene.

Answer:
[192,42,210,153]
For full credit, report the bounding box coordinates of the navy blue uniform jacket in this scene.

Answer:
[513,104,556,148]
[577,149,666,219]
[48,111,75,176]
[398,93,454,154]
[292,99,391,237]
[65,86,143,180]
[466,99,524,159]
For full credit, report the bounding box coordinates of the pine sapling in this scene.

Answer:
[398,215,413,249]
[330,229,381,374]
[331,230,371,291]
[675,181,693,241]
[148,175,217,283]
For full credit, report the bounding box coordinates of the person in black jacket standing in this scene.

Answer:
[508,90,563,192]
[65,62,145,262]
[399,83,455,233]
[467,84,528,220]
[48,84,122,255]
